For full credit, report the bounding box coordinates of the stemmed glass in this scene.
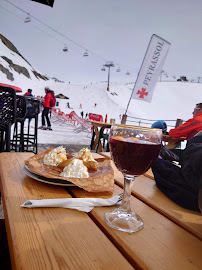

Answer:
[105,125,162,233]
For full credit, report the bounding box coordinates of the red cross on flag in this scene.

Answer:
[131,34,170,103]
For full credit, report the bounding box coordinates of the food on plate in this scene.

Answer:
[78,148,98,170]
[25,147,114,192]
[60,159,89,178]
[43,146,67,166]
[58,158,74,169]
[43,146,97,179]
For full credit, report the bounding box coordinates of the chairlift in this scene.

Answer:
[126,71,130,75]
[83,50,88,57]
[63,45,68,52]
[101,66,106,71]
[24,14,31,23]
[116,67,121,72]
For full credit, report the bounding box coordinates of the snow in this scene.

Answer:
[1,37,202,147]
[36,116,92,145]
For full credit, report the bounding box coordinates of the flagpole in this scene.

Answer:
[125,74,139,115]
[124,34,154,115]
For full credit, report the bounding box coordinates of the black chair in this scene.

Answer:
[23,97,40,154]
[95,125,111,153]
[11,95,27,152]
[11,96,40,154]
[0,86,16,152]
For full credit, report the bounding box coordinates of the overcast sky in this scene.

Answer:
[0,0,202,83]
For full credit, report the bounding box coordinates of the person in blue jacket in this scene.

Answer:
[151,120,168,134]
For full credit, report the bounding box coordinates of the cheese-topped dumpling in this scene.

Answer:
[78,148,98,170]
[43,146,67,166]
[60,159,89,178]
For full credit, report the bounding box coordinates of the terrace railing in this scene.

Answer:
[126,115,184,130]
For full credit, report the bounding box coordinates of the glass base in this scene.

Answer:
[105,209,144,233]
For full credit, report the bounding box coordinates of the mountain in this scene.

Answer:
[0,34,49,82]
[0,34,202,126]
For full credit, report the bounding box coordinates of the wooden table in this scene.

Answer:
[0,152,202,270]
[163,134,186,149]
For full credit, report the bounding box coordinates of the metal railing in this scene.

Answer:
[126,115,184,129]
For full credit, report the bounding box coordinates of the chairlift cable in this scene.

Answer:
[3,0,27,15]
[3,0,107,62]
[0,3,22,20]
[0,6,149,76]
[2,0,190,80]
[0,4,67,47]
[2,0,131,71]
[1,2,103,59]
[4,0,85,49]
[0,4,83,58]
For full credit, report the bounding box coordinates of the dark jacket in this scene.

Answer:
[152,142,202,212]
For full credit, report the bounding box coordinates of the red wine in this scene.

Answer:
[110,137,161,175]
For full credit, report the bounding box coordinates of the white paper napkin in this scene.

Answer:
[21,194,122,212]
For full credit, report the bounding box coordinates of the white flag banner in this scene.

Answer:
[131,34,171,103]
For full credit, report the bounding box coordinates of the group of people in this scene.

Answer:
[23,87,55,131]
[79,103,97,110]
[80,111,89,119]
[24,87,96,130]
[152,102,202,140]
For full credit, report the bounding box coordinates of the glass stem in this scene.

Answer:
[119,174,135,214]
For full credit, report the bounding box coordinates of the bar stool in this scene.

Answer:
[23,97,40,154]
[11,95,27,152]
[0,86,16,152]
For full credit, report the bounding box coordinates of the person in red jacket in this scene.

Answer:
[169,103,202,139]
[24,89,33,96]
[38,87,52,130]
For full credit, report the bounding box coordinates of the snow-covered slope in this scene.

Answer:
[1,34,202,125]
[109,81,202,121]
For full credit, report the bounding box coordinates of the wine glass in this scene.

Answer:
[105,125,162,233]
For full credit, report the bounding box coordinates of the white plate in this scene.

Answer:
[24,165,76,187]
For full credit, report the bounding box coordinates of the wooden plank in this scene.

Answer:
[133,176,202,240]
[0,153,134,270]
[69,185,202,270]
